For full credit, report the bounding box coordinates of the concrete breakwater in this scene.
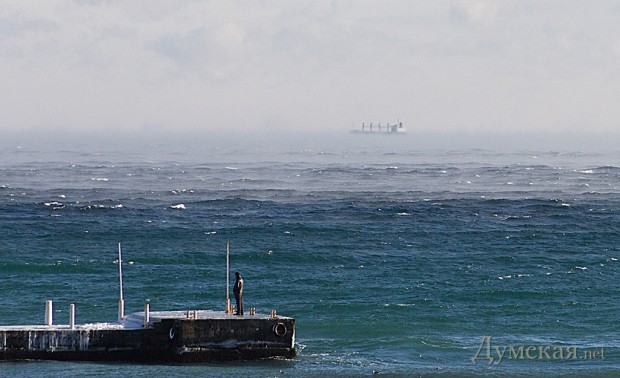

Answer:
[0,310,295,362]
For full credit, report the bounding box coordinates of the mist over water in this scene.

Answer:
[1,130,619,376]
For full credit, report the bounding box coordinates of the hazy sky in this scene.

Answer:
[2,1,620,136]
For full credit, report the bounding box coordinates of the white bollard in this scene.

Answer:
[69,304,75,330]
[144,303,150,328]
[45,300,53,326]
[118,299,125,321]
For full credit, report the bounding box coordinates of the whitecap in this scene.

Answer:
[44,201,63,207]
[397,212,409,216]
[170,204,186,210]
[85,205,105,210]
[383,303,415,307]
[91,178,109,181]
[575,266,587,270]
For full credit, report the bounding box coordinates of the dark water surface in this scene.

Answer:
[1,135,619,377]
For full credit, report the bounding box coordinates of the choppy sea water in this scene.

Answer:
[1,134,619,377]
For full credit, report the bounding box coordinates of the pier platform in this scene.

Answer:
[0,310,295,362]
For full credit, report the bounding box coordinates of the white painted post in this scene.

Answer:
[144,303,150,328]
[45,300,53,326]
[225,241,230,313]
[118,242,125,321]
[118,299,125,322]
[69,303,75,330]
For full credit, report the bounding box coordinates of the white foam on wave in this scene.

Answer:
[499,273,532,279]
[91,178,109,181]
[383,303,415,307]
[85,204,105,209]
[171,189,195,195]
[171,204,186,209]
[81,322,126,330]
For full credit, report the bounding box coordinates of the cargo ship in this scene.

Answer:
[350,122,407,134]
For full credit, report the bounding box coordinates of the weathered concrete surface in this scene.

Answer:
[0,311,295,362]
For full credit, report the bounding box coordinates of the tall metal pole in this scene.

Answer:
[118,241,125,321]
[226,241,230,313]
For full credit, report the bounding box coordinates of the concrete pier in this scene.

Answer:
[0,310,295,362]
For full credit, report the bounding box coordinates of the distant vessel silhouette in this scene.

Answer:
[350,122,407,134]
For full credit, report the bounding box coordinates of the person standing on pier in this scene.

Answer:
[233,271,244,315]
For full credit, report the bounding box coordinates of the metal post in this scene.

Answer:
[226,241,230,313]
[45,300,53,326]
[118,242,124,321]
[144,303,150,328]
[70,303,75,330]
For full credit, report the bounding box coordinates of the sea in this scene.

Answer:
[1,132,619,377]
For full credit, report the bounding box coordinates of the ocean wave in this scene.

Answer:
[171,189,195,195]
[44,201,64,207]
